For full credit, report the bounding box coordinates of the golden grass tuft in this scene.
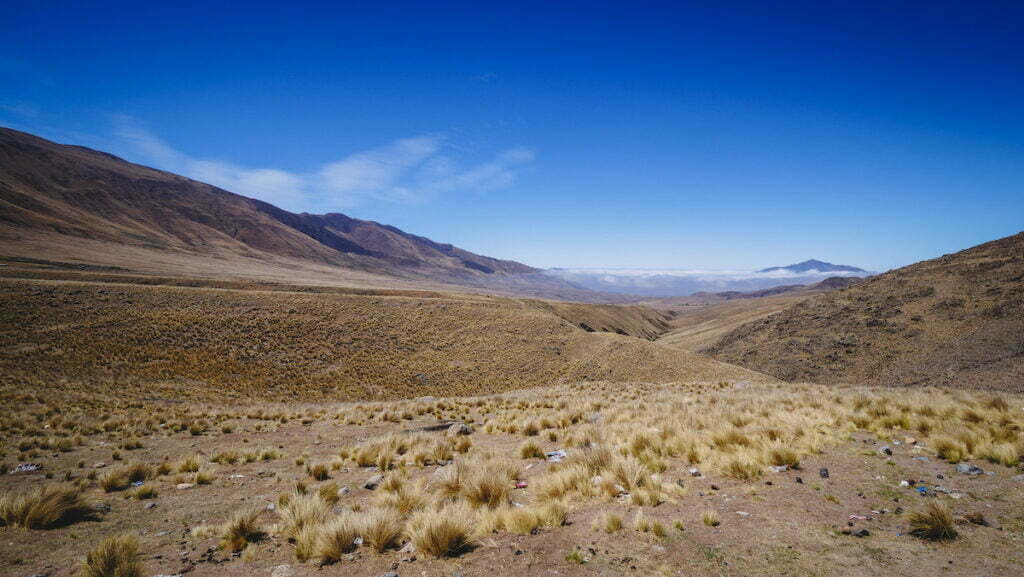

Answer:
[0,484,93,529]
[78,535,144,577]
[907,501,957,540]
[220,508,264,551]
[406,502,476,557]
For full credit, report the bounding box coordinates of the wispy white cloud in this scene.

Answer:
[111,116,533,212]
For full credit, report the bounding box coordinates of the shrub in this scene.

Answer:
[0,484,93,529]
[79,535,143,577]
[908,501,956,540]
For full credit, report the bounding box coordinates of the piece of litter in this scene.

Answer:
[545,449,568,462]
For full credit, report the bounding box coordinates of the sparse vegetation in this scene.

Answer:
[908,501,957,541]
[78,535,143,577]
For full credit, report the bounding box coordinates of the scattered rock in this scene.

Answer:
[446,422,473,437]
[144,502,158,510]
[270,565,293,577]
[380,572,399,577]
[852,529,870,537]
[795,477,803,484]
[955,463,984,475]
[819,468,830,479]
[364,474,385,490]
[688,467,702,477]
[94,462,107,468]
[10,463,42,473]
[176,483,195,490]
[879,446,893,456]
[768,465,789,473]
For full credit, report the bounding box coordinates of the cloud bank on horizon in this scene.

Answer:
[113,116,534,212]
[546,265,868,297]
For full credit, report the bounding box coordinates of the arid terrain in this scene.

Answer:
[708,232,1024,391]
[1,129,1023,577]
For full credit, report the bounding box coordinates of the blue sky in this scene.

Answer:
[2,1,1022,271]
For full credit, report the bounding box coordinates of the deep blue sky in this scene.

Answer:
[2,1,1022,271]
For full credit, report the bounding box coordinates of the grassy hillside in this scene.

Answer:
[707,232,1024,391]
[0,274,769,403]
[653,294,812,351]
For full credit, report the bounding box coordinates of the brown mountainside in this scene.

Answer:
[707,232,1024,391]
[0,127,592,298]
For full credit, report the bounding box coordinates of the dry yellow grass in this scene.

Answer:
[78,535,144,577]
[0,484,93,529]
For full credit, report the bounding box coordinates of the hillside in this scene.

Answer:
[0,127,597,300]
[707,232,1024,390]
[0,274,772,403]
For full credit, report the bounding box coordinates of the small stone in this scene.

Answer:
[852,529,870,537]
[144,502,157,510]
[380,572,399,577]
[364,474,385,490]
[819,468,830,479]
[94,462,107,469]
[795,476,803,484]
[446,422,473,437]
[879,446,893,456]
[688,467,702,477]
[955,463,983,475]
[270,565,293,577]
[176,483,195,490]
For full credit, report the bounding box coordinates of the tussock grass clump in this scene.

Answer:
[313,511,363,562]
[406,502,476,557]
[308,463,330,481]
[0,484,93,529]
[519,440,545,459]
[100,463,154,493]
[278,493,332,542]
[594,511,623,533]
[702,509,720,527]
[79,535,144,577]
[908,501,957,540]
[360,507,405,552]
[177,455,201,473]
[220,508,264,551]
[436,456,519,508]
[721,452,763,480]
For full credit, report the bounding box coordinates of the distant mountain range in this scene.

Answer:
[758,259,867,274]
[0,127,601,300]
[546,260,869,297]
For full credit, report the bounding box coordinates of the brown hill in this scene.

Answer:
[0,127,599,300]
[707,232,1024,391]
[0,274,772,402]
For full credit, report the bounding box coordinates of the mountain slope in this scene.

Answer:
[707,232,1024,390]
[0,127,589,298]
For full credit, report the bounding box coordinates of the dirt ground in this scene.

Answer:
[2,382,1022,577]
